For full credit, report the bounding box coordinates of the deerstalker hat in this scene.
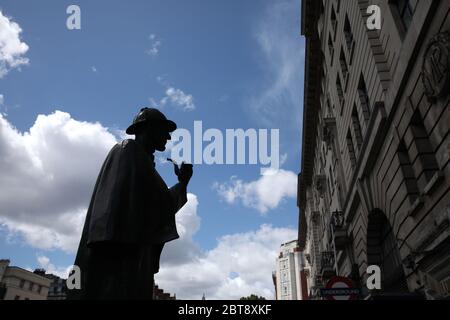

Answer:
[126,108,177,135]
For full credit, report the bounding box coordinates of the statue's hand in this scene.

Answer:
[177,162,193,186]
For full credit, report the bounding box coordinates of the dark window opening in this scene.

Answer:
[352,106,363,152]
[358,74,371,122]
[328,34,334,65]
[344,15,354,55]
[367,210,410,293]
[336,75,344,107]
[339,49,349,85]
[331,6,337,38]
[346,130,357,169]
[395,0,415,30]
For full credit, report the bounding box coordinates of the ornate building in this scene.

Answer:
[298,0,450,299]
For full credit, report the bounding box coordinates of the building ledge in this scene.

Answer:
[423,170,445,196]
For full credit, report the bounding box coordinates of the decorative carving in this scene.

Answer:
[305,254,311,264]
[331,210,345,229]
[422,31,450,103]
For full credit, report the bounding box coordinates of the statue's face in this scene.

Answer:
[145,122,171,152]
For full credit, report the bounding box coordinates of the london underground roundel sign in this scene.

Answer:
[320,276,360,300]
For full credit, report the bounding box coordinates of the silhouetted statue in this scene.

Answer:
[68,108,193,300]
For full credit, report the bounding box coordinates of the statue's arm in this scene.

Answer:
[168,182,188,214]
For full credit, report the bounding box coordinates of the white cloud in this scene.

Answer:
[249,0,304,128]
[0,11,29,78]
[161,87,196,111]
[0,111,117,253]
[157,224,297,300]
[114,128,134,141]
[213,170,297,214]
[148,97,160,108]
[36,255,73,279]
[0,94,4,106]
[150,76,196,112]
[146,34,162,57]
[91,66,97,72]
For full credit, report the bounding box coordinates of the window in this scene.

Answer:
[339,49,349,85]
[351,106,363,151]
[283,285,288,295]
[358,74,370,121]
[326,97,334,118]
[19,279,25,289]
[344,15,354,58]
[318,1,325,39]
[346,130,357,169]
[328,34,334,65]
[38,285,42,294]
[336,75,344,107]
[331,6,337,39]
[329,166,335,195]
[14,295,20,300]
[327,176,332,202]
[28,282,33,291]
[394,0,415,30]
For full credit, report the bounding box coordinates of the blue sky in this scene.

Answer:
[0,0,304,299]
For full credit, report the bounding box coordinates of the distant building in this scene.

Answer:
[33,269,67,300]
[274,240,308,300]
[153,284,176,300]
[0,259,51,300]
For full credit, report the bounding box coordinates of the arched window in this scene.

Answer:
[367,210,409,293]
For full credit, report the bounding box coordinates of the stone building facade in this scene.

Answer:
[298,0,450,299]
[0,260,51,300]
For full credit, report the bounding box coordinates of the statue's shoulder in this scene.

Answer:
[120,139,136,149]
[106,139,136,159]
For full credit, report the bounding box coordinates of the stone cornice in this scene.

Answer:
[299,0,323,210]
